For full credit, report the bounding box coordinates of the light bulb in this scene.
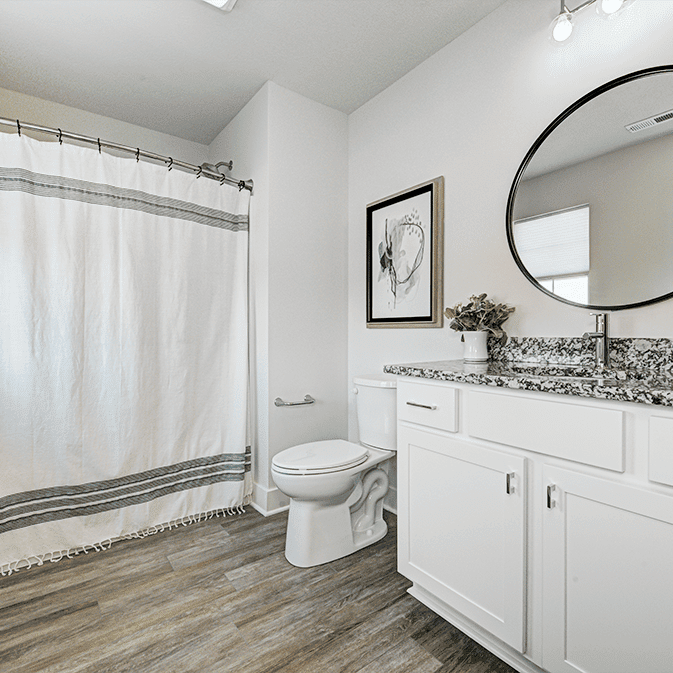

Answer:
[597,0,635,17]
[599,0,624,14]
[201,0,238,10]
[551,12,573,42]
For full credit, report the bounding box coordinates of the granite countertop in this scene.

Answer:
[383,359,673,408]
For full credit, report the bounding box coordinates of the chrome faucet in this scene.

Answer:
[582,313,610,369]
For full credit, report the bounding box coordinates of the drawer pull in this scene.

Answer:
[406,401,438,410]
[506,471,516,495]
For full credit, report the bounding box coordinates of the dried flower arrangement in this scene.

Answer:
[444,293,515,345]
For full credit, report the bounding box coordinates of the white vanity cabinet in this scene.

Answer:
[396,376,673,673]
[542,466,673,673]
[397,425,527,651]
[397,379,527,652]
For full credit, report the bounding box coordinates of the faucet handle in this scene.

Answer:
[589,312,608,331]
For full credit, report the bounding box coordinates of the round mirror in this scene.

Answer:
[506,65,673,311]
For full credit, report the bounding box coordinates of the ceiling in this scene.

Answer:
[0,0,508,145]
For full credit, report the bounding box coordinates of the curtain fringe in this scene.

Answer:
[0,496,251,577]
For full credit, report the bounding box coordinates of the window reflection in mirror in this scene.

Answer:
[513,205,589,304]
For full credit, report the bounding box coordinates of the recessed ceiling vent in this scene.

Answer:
[625,109,673,133]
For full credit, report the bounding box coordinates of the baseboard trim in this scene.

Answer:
[250,500,289,517]
[407,585,544,673]
[251,482,290,517]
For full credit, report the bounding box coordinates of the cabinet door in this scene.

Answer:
[543,466,673,673]
[398,426,527,652]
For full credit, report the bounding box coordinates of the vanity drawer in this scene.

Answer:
[649,416,673,487]
[397,380,458,432]
[467,390,624,471]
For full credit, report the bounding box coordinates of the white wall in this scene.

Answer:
[0,86,208,165]
[347,0,673,442]
[266,84,349,464]
[211,82,349,513]
[208,84,272,511]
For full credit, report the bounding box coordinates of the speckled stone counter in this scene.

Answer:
[384,337,673,407]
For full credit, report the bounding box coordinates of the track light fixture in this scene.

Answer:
[550,0,635,43]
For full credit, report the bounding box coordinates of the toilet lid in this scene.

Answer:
[272,439,368,475]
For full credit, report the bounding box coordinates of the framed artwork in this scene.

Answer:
[366,176,444,328]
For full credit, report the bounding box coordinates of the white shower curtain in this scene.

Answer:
[0,132,251,573]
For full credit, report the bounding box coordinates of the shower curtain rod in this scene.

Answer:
[0,116,254,193]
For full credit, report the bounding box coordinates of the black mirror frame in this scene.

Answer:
[506,64,673,312]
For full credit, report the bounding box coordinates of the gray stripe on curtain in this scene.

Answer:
[0,450,252,534]
[0,167,249,231]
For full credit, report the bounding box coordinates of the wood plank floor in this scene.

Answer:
[0,510,517,672]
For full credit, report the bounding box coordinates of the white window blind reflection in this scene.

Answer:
[513,205,590,279]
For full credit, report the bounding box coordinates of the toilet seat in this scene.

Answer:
[272,439,369,475]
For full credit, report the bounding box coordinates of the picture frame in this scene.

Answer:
[366,176,444,328]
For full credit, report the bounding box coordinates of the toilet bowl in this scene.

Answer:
[271,374,397,568]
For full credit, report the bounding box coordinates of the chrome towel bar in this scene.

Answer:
[274,395,315,407]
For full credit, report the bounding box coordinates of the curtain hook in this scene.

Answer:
[57,128,63,145]
[97,138,102,154]
[196,166,202,179]
[16,119,21,137]
[135,148,140,162]
[167,157,173,171]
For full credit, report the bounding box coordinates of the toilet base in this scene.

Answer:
[284,497,388,568]
[281,456,392,568]
[351,516,388,553]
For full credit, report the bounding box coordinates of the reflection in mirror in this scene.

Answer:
[507,66,673,310]
[512,204,589,304]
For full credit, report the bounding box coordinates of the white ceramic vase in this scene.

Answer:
[462,331,489,362]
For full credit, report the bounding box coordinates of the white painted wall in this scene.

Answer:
[0,86,208,165]
[266,84,349,466]
[211,82,349,513]
[347,0,673,444]
[208,84,272,511]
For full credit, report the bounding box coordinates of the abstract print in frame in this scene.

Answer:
[366,177,444,328]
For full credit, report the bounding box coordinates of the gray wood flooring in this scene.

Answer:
[0,509,517,672]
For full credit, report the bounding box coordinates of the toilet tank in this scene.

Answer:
[353,374,397,450]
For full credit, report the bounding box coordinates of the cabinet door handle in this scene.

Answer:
[506,471,516,494]
[547,483,557,509]
[406,401,438,410]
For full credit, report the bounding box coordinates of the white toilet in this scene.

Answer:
[271,374,397,567]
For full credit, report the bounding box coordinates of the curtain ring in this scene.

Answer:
[57,128,63,145]
[167,157,173,171]
[196,166,202,179]
[16,119,21,137]
[135,148,140,162]
[97,138,102,154]
[238,180,245,191]
[219,175,226,185]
